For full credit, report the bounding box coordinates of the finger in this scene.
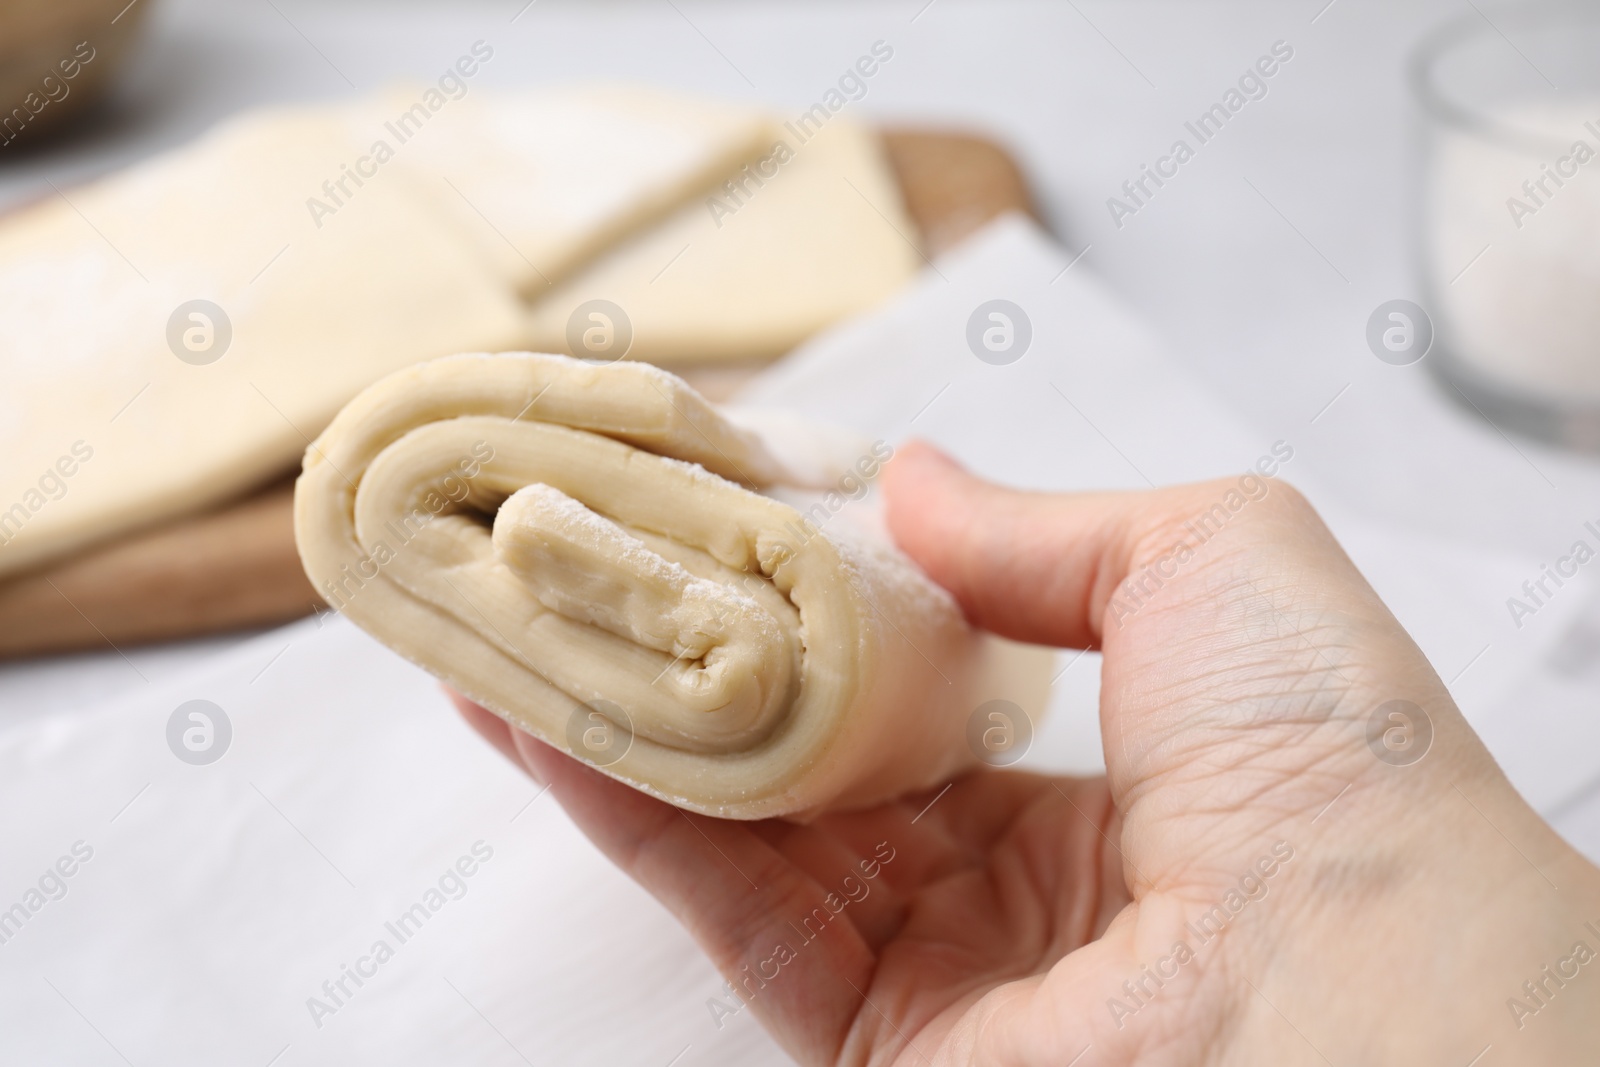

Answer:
[444,687,528,771]
[881,439,1344,649]
[506,726,876,1063]
[882,440,1139,649]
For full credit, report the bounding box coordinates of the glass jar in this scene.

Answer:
[1410,5,1600,450]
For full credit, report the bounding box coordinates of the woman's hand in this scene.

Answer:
[451,441,1600,1065]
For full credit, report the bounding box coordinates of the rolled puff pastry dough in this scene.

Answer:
[294,353,1048,819]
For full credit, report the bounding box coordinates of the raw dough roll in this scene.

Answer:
[294,353,1047,819]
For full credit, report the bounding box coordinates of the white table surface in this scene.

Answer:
[2,1,1599,1060]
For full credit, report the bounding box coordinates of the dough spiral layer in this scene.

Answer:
[295,353,1046,818]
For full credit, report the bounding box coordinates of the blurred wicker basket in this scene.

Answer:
[0,0,150,145]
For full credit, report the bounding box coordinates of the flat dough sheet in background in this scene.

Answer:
[1,214,1594,1066]
[0,86,772,579]
[0,107,525,579]
[523,118,921,364]
[369,84,771,297]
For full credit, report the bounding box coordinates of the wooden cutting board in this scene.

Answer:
[0,127,1038,658]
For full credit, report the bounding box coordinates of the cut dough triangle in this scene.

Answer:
[522,118,922,365]
[353,83,773,298]
[0,106,526,578]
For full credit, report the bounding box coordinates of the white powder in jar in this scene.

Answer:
[1425,99,1600,401]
